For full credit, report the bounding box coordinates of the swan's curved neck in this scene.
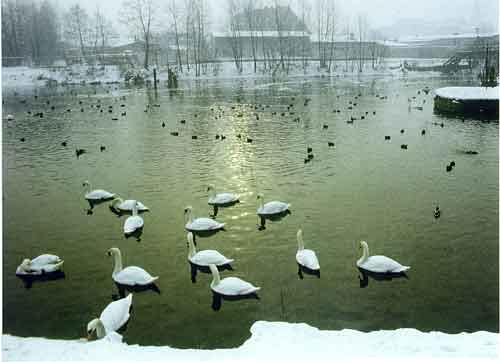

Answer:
[359,243,369,264]
[112,250,123,275]
[208,187,216,198]
[209,265,220,287]
[258,196,264,209]
[95,319,106,339]
[186,209,193,223]
[132,203,138,216]
[297,231,304,251]
[187,235,196,258]
[111,198,123,207]
[84,182,91,194]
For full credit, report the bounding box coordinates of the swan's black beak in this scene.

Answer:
[107,251,111,256]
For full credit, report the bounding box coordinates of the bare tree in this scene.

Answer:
[228,0,243,73]
[65,4,90,59]
[121,0,157,69]
[167,0,183,72]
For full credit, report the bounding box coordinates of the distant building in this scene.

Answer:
[213,5,311,59]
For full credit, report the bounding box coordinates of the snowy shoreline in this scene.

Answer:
[3,321,498,361]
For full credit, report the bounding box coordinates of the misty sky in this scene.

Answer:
[56,0,499,41]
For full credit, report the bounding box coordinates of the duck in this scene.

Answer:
[207,185,239,206]
[110,198,149,213]
[87,294,133,340]
[16,254,64,275]
[208,264,260,296]
[83,180,115,201]
[107,248,158,287]
[434,206,441,218]
[256,193,290,216]
[187,232,233,268]
[123,202,144,235]
[184,206,225,232]
[295,229,320,277]
[356,241,410,274]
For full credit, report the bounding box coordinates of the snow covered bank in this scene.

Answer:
[3,321,498,361]
[435,86,499,101]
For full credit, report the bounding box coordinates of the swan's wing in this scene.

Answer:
[124,216,144,233]
[119,200,148,211]
[31,254,61,266]
[359,255,408,273]
[214,277,260,296]
[191,250,232,266]
[186,218,224,231]
[259,201,289,215]
[114,266,157,285]
[100,294,132,333]
[296,249,320,270]
[209,193,239,205]
[16,265,42,275]
[86,190,114,200]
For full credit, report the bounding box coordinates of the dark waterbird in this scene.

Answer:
[76,148,86,157]
[401,144,408,150]
[385,136,391,140]
[100,146,106,152]
[328,142,335,147]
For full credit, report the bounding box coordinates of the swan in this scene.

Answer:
[209,264,260,296]
[123,202,144,235]
[207,185,239,205]
[107,248,158,286]
[87,294,133,340]
[256,193,290,215]
[187,232,233,267]
[111,198,149,212]
[16,254,64,275]
[356,241,410,274]
[296,229,320,273]
[83,180,115,201]
[184,206,225,232]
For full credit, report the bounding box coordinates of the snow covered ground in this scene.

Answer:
[3,321,498,361]
[435,86,499,100]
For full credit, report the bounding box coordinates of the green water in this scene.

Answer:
[2,74,498,348]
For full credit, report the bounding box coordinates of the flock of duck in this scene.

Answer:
[9,86,450,342]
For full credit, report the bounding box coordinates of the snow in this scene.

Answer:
[2,321,498,361]
[435,86,499,101]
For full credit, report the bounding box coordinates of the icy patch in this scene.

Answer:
[2,321,498,361]
[435,86,499,101]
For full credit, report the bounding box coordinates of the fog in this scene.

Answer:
[64,0,498,43]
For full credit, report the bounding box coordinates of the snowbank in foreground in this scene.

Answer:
[3,321,498,361]
[435,86,499,100]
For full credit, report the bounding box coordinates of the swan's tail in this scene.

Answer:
[150,276,159,283]
[53,261,64,271]
[396,265,411,272]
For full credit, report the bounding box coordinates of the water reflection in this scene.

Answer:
[189,262,233,284]
[86,199,113,215]
[124,228,143,242]
[211,291,260,311]
[258,210,291,230]
[297,263,321,279]
[114,281,160,298]
[16,270,66,289]
[357,267,409,288]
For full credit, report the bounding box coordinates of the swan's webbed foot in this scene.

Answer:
[87,209,93,215]
[258,225,266,231]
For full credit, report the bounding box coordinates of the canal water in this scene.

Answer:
[2,73,498,348]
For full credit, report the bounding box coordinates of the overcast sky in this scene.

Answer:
[58,0,499,41]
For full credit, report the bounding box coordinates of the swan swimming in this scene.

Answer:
[87,294,133,340]
[256,193,290,216]
[16,254,64,275]
[123,201,144,235]
[356,241,410,274]
[111,198,149,213]
[107,248,158,287]
[209,264,260,296]
[295,229,320,278]
[184,206,225,232]
[187,232,233,268]
[207,185,239,206]
[83,180,115,201]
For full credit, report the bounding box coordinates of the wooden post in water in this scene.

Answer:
[153,68,157,89]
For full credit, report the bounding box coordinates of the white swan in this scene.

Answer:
[111,197,149,212]
[187,232,233,267]
[207,185,239,205]
[16,254,64,275]
[83,180,115,201]
[296,229,320,271]
[87,294,133,340]
[256,193,290,215]
[123,202,144,235]
[209,264,260,296]
[107,248,158,286]
[357,241,410,273]
[184,206,225,231]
